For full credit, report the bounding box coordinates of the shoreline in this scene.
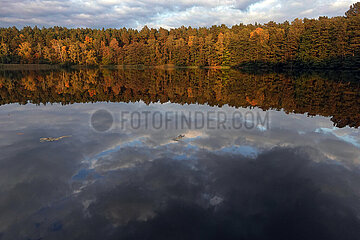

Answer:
[0,64,359,72]
[0,64,232,71]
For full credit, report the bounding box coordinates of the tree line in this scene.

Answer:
[0,3,359,69]
[1,68,360,127]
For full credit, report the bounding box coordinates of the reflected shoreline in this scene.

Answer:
[1,68,360,128]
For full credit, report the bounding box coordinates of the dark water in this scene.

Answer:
[0,69,360,240]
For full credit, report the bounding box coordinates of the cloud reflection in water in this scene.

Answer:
[0,102,360,239]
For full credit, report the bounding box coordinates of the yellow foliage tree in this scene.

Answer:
[18,42,32,63]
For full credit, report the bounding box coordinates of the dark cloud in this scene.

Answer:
[233,0,261,10]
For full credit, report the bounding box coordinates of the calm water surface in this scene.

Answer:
[0,69,360,240]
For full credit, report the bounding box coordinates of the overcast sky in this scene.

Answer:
[0,0,356,29]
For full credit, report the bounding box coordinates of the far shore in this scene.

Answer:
[0,64,231,71]
[1,64,358,72]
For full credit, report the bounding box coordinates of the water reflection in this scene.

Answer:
[0,69,360,239]
[1,69,360,127]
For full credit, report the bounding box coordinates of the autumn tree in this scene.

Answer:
[17,42,32,63]
[0,4,359,69]
[346,2,360,17]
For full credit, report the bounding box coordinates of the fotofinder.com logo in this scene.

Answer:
[90,109,270,132]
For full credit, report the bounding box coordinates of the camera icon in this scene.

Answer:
[90,109,114,132]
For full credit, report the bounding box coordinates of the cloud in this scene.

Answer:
[0,0,356,29]
[4,146,360,239]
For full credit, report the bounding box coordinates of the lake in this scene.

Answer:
[1,68,360,239]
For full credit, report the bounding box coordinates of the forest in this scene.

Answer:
[0,3,359,69]
[1,69,360,128]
